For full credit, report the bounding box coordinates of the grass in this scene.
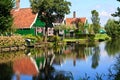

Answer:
[94,34,111,41]
[63,38,88,44]
[63,34,111,44]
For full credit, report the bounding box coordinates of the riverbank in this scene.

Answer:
[63,34,111,43]
[0,34,111,52]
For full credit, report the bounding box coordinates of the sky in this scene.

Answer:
[20,0,120,26]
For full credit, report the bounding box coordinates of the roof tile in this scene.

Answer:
[66,17,86,26]
[11,8,37,29]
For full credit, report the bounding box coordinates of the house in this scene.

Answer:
[11,0,50,36]
[65,11,87,28]
[65,11,88,35]
[11,0,65,36]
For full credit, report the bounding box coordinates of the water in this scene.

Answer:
[0,40,120,80]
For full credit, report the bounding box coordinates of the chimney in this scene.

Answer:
[73,11,76,18]
[16,0,20,9]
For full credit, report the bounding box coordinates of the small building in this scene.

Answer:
[11,0,49,36]
[64,11,88,37]
[65,11,87,28]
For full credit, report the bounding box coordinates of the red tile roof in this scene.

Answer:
[13,56,39,76]
[11,8,37,29]
[65,17,86,26]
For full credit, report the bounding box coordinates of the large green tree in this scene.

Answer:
[29,0,71,31]
[105,19,120,38]
[91,10,100,34]
[0,0,14,34]
[112,0,120,22]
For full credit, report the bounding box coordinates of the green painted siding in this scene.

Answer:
[15,18,46,36]
[16,28,35,35]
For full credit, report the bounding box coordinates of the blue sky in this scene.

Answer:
[20,0,120,26]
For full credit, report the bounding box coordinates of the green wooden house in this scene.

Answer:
[11,0,47,36]
[11,8,45,36]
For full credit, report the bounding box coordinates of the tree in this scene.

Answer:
[0,0,14,34]
[105,19,120,38]
[30,0,71,42]
[78,22,84,34]
[91,10,100,34]
[87,24,94,34]
[111,0,120,22]
[29,0,71,30]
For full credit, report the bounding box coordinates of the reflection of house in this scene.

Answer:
[13,57,39,77]
[65,11,87,28]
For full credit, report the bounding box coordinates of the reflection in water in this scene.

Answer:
[105,39,120,56]
[0,40,120,80]
[113,54,120,80]
[0,62,13,80]
[108,54,120,80]
[33,52,73,80]
[13,56,39,79]
[92,46,100,69]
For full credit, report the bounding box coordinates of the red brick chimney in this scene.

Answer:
[73,11,76,18]
[16,0,20,9]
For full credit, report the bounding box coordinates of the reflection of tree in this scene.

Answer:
[84,47,92,56]
[105,39,120,56]
[74,43,95,60]
[53,45,63,54]
[91,46,100,69]
[33,53,73,80]
[33,53,55,80]
[74,44,86,59]
[113,55,120,80]
[53,55,64,65]
[0,62,13,80]
[108,54,120,80]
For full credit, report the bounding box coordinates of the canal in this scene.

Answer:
[0,39,120,80]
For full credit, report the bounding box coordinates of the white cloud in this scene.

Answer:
[99,11,111,17]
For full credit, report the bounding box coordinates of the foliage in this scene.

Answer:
[78,22,85,33]
[105,39,120,56]
[0,62,13,80]
[0,35,25,47]
[48,35,61,44]
[87,24,94,34]
[111,0,120,22]
[105,19,120,38]
[30,0,71,28]
[113,55,120,80]
[0,0,14,34]
[91,10,101,34]
[23,34,43,43]
[94,34,111,41]
[107,54,120,80]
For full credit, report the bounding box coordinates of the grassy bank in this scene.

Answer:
[63,34,111,43]
[94,34,111,41]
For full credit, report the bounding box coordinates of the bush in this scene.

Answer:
[48,35,61,42]
[23,34,43,43]
[0,35,25,47]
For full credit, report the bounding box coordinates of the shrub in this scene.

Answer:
[23,34,43,43]
[0,35,25,47]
